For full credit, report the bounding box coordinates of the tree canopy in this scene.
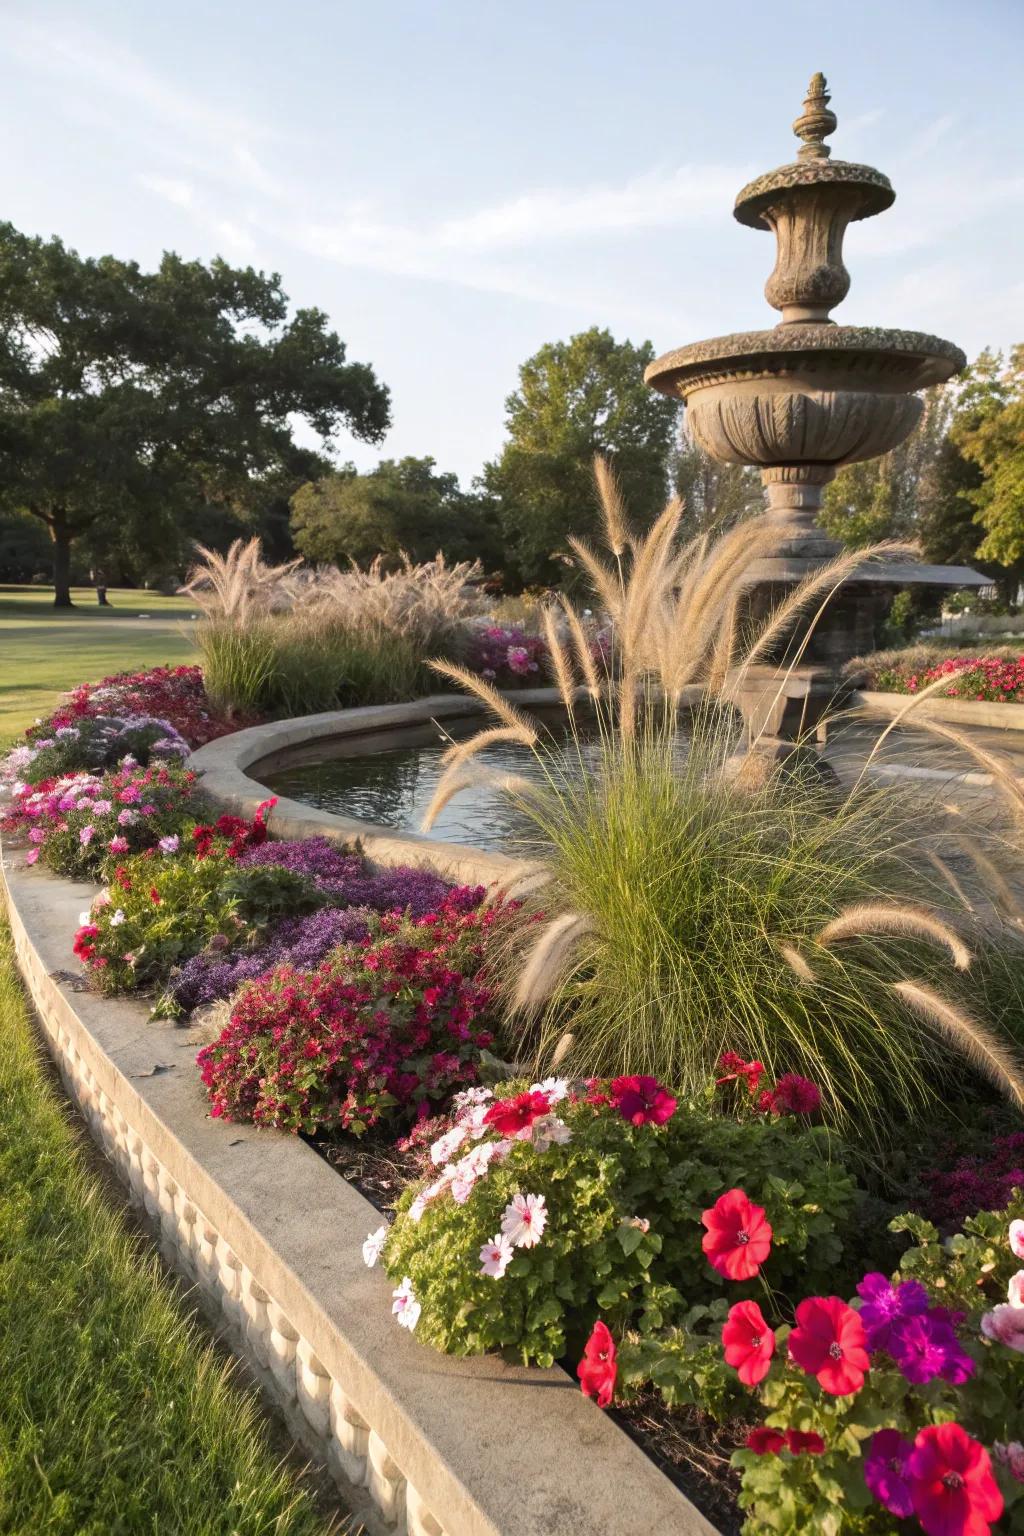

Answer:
[953,346,1024,568]
[483,327,678,588]
[289,456,503,571]
[0,223,390,604]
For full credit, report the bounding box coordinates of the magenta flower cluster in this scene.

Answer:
[875,654,1024,703]
[464,625,547,686]
[857,1273,975,1385]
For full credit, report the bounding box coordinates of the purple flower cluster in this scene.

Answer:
[170,907,373,1011]
[236,839,470,918]
[857,1273,975,1385]
[918,1131,1024,1229]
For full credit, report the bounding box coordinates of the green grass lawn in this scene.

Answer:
[0,585,200,743]
[0,921,343,1536]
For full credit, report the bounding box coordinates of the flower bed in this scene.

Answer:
[856,650,1024,702]
[4,659,1024,1536]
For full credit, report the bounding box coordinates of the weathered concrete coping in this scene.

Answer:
[856,690,1024,733]
[1,858,717,1536]
[189,694,567,888]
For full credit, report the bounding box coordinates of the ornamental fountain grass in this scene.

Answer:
[421,461,1024,1134]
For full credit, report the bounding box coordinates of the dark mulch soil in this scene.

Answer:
[312,1129,421,1219]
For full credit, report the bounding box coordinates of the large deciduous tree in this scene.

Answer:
[289,456,503,571]
[483,327,678,588]
[0,224,390,605]
[953,346,1024,569]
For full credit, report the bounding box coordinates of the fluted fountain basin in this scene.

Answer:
[645,325,966,470]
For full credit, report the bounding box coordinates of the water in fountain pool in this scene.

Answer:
[262,715,585,853]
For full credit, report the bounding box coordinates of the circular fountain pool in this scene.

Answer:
[260,712,578,854]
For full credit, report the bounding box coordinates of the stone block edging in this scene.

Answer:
[856,689,1024,733]
[1,857,717,1536]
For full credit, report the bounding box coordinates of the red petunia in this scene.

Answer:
[716,1052,766,1095]
[701,1188,773,1281]
[577,1320,617,1408]
[785,1430,826,1455]
[483,1089,551,1137]
[746,1427,786,1455]
[788,1296,869,1396]
[609,1075,677,1126]
[907,1423,1003,1536]
[149,886,162,905]
[722,1300,776,1385]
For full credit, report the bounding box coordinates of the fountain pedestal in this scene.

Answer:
[645,74,988,755]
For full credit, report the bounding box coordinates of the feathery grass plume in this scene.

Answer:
[540,606,577,711]
[181,538,301,626]
[779,943,816,983]
[494,860,554,901]
[428,659,541,735]
[550,1031,575,1070]
[817,902,973,972]
[440,724,539,777]
[558,596,603,697]
[420,767,540,833]
[311,552,485,652]
[891,980,1024,1109]
[618,496,684,664]
[512,912,593,1013]
[593,455,631,557]
[566,535,625,622]
[924,850,975,913]
[949,834,1024,925]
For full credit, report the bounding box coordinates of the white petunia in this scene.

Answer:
[391,1277,421,1331]
[109,909,126,927]
[79,910,93,926]
[362,1225,388,1268]
[500,1192,548,1249]
[453,1085,492,1113]
[1011,1220,1024,1261]
[531,1077,570,1104]
[479,1233,515,1279]
[430,1126,468,1165]
[1009,1270,1024,1309]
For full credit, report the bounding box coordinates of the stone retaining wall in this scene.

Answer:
[1,857,716,1536]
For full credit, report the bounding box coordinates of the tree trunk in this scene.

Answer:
[51,517,74,608]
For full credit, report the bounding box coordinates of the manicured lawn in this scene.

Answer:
[0,922,342,1536]
[0,585,200,743]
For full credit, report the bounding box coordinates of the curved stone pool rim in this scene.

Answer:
[0,855,718,1536]
[188,693,570,888]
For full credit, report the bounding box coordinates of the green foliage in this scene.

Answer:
[0,221,390,604]
[820,387,954,551]
[290,456,503,571]
[382,1088,861,1368]
[483,327,678,587]
[79,853,323,993]
[955,346,1024,569]
[0,923,336,1535]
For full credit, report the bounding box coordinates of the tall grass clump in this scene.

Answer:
[421,457,1024,1131]
[184,542,472,717]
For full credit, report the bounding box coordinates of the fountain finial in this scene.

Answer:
[792,72,837,161]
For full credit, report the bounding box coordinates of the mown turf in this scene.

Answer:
[0,585,199,743]
[0,922,342,1536]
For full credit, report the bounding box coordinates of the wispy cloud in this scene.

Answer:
[138,175,194,211]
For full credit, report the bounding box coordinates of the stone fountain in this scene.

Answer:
[645,73,987,751]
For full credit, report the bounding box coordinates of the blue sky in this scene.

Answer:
[3,0,1022,483]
